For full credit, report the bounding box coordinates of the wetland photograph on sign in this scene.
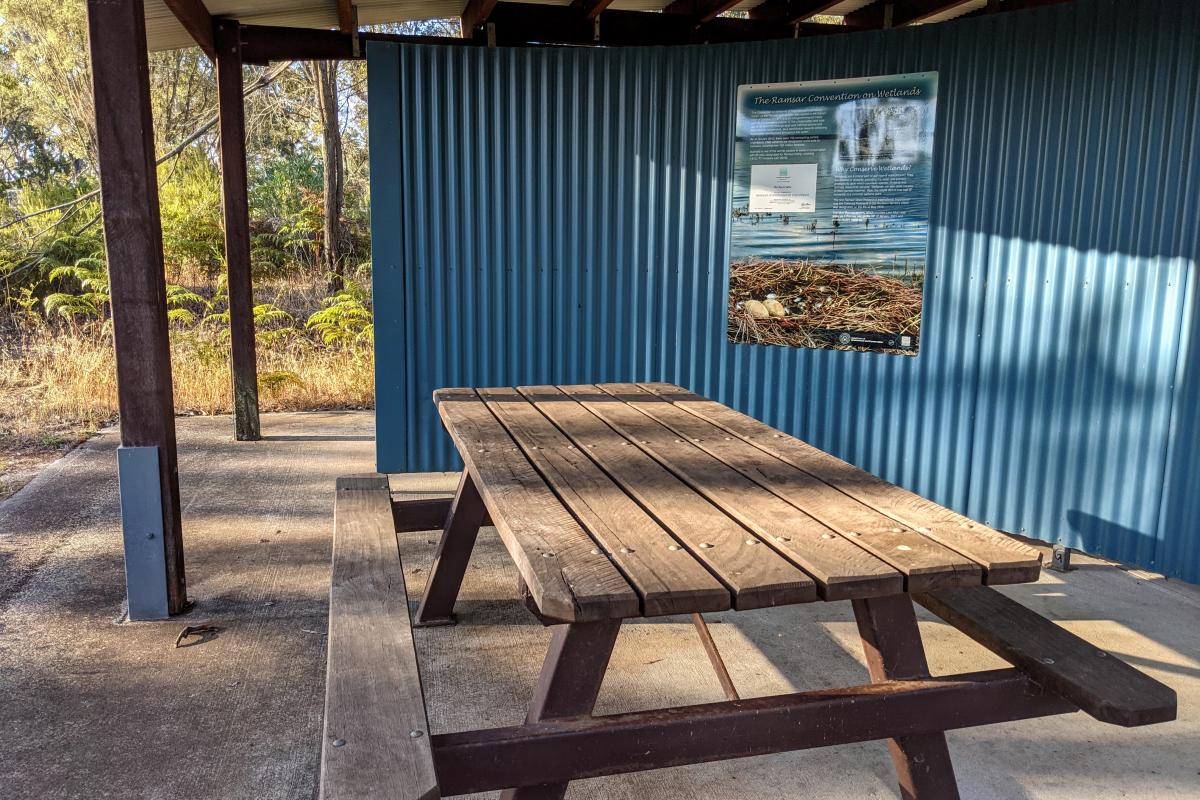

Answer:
[727,72,938,355]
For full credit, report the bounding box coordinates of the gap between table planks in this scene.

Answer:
[563,383,983,594]
[435,388,639,622]
[478,386,731,617]
[511,386,816,610]
[637,382,1042,584]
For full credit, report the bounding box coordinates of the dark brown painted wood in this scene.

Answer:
[239,25,357,64]
[854,594,960,799]
[337,0,355,32]
[570,0,616,21]
[479,387,730,617]
[916,587,1178,727]
[600,383,978,593]
[661,0,745,24]
[86,0,187,613]
[461,0,500,33]
[215,20,261,441]
[322,475,439,800]
[500,620,623,800]
[413,471,487,626]
[750,0,844,23]
[519,386,816,610]
[435,389,640,622]
[640,383,1042,584]
[161,0,215,58]
[847,0,981,28]
[691,613,739,701]
[391,497,452,532]
[479,3,838,46]
[431,668,1075,795]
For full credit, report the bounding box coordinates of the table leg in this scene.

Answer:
[853,594,961,800]
[413,470,486,626]
[500,619,622,800]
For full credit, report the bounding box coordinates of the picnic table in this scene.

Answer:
[320,383,1176,800]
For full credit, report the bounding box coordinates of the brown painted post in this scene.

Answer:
[215,19,262,441]
[414,470,487,626]
[500,620,622,800]
[85,0,188,613]
[853,595,960,799]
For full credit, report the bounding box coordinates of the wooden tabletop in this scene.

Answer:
[435,383,1042,623]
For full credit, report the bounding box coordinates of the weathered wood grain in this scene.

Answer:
[479,387,730,617]
[520,386,816,609]
[640,382,1042,585]
[435,389,640,622]
[916,587,1177,727]
[600,383,984,597]
[321,475,439,800]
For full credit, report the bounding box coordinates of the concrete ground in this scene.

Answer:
[1,412,1197,799]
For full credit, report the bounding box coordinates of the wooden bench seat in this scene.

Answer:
[321,475,440,800]
[916,587,1177,727]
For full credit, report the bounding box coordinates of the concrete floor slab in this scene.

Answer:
[1,413,1197,799]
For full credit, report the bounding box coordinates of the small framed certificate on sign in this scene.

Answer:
[748,163,818,213]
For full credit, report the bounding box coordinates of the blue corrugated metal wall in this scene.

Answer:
[366,0,1200,582]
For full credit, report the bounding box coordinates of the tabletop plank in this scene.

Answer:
[435,389,640,622]
[478,387,731,617]
[547,384,907,600]
[639,383,1042,585]
[519,385,817,610]
[598,384,982,594]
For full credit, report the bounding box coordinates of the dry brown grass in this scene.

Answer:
[0,323,373,496]
[728,258,923,352]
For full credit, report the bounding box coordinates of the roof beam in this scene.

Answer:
[461,0,500,35]
[161,0,215,59]
[749,0,844,24]
[974,0,1075,12]
[337,0,355,33]
[475,3,841,45]
[662,0,745,24]
[239,25,356,64]
[846,0,978,28]
[570,0,616,22]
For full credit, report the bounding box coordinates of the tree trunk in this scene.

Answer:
[313,61,345,293]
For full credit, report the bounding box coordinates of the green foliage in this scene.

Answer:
[43,256,109,323]
[306,280,373,346]
[40,254,208,330]
[2,5,397,377]
[158,152,225,275]
[165,284,210,326]
[202,298,298,347]
[259,369,305,398]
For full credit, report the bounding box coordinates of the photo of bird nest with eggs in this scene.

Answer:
[727,259,923,354]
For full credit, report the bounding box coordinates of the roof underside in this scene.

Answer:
[144,0,1027,51]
